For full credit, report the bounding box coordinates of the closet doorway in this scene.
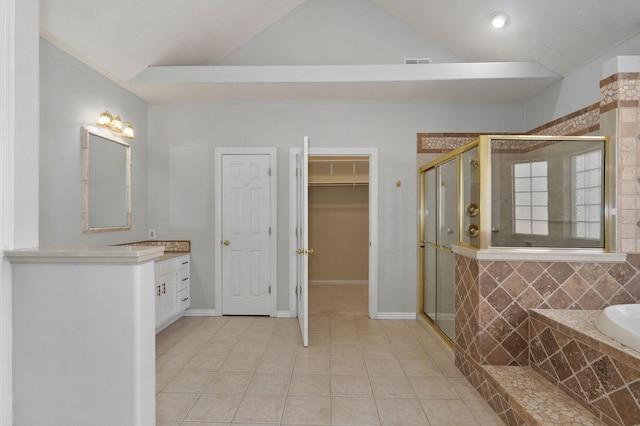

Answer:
[308,156,369,316]
[289,146,379,322]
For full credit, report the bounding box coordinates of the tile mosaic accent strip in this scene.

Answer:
[417,133,478,153]
[529,309,640,425]
[527,103,600,137]
[600,72,640,113]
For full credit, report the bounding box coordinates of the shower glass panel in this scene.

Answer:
[488,138,606,248]
[421,157,457,343]
[423,168,437,322]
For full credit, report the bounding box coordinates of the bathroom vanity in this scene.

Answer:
[155,253,190,332]
[6,245,163,426]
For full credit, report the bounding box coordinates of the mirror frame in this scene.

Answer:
[81,125,131,233]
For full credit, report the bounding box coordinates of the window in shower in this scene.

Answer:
[571,150,602,240]
[489,137,607,248]
[513,161,548,235]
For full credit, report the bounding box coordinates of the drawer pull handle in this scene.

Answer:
[162,283,166,294]
[181,261,189,265]
[182,297,189,302]
[157,285,161,297]
[182,277,189,282]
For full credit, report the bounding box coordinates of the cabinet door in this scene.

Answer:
[156,271,175,326]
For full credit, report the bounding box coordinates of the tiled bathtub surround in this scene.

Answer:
[529,309,640,425]
[455,254,640,367]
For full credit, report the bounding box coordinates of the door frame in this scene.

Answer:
[289,147,379,319]
[214,147,278,317]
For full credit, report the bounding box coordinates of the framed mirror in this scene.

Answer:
[81,126,131,233]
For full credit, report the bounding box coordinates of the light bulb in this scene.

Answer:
[490,13,510,29]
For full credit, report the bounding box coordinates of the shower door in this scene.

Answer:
[422,158,457,342]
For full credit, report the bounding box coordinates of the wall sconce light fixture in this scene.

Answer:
[96,110,135,139]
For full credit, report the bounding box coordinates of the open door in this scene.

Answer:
[296,136,310,347]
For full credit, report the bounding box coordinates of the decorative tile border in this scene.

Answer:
[417,103,600,153]
[600,72,640,113]
[530,309,640,425]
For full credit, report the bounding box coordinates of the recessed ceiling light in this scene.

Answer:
[490,12,510,29]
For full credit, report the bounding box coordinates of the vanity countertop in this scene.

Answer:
[5,245,165,264]
[156,251,190,262]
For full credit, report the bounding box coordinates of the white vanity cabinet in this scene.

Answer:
[155,254,190,332]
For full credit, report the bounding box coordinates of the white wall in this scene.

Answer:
[524,32,640,130]
[216,0,461,66]
[39,39,149,246]
[147,100,524,314]
[2,0,39,423]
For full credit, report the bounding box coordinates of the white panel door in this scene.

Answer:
[296,137,310,346]
[221,154,272,315]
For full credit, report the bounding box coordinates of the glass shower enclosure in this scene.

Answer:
[419,135,609,343]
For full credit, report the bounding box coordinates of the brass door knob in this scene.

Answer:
[223,240,230,246]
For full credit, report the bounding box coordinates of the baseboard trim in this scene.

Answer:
[309,280,368,285]
[276,311,294,318]
[377,312,417,320]
[183,309,219,317]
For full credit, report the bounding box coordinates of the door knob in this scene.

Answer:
[223,240,230,246]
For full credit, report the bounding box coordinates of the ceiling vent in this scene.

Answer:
[404,57,432,65]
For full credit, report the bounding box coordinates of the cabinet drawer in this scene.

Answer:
[178,288,190,312]
[177,268,190,291]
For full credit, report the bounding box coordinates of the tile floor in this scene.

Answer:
[156,285,504,425]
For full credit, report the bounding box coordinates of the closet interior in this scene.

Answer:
[308,157,369,315]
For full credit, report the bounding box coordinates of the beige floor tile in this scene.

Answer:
[163,370,214,394]
[184,393,243,423]
[255,356,295,373]
[197,340,236,356]
[361,343,396,359]
[370,376,416,398]
[232,394,286,424]
[392,344,430,359]
[408,376,460,399]
[289,374,331,396]
[217,355,260,373]
[281,396,330,425]
[293,356,330,374]
[464,400,505,425]
[156,370,178,393]
[448,377,484,401]
[365,358,405,376]
[296,343,330,358]
[246,372,291,395]
[231,340,267,356]
[156,353,194,371]
[375,397,429,426]
[330,343,363,358]
[330,396,380,425]
[331,357,368,376]
[203,371,252,394]
[399,358,443,377]
[420,399,480,425]
[182,354,226,371]
[156,392,199,422]
[358,332,390,345]
[331,374,373,397]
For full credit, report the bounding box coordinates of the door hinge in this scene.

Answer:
[268,285,272,294]
[296,168,300,177]
[269,227,272,235]
[269,168,272,176]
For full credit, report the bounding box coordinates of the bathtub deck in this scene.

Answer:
[483,365,600,425]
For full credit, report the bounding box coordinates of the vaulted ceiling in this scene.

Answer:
[40,0,640,102]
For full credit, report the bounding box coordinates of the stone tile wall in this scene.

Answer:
[529,309,640,425]
[455,254,640,367]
